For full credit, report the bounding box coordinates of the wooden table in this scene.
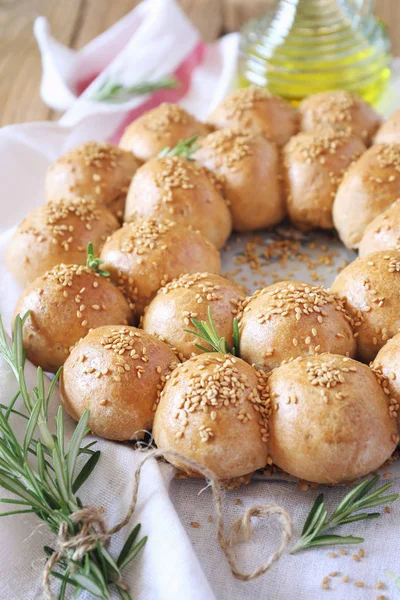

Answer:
[2,0,400,126]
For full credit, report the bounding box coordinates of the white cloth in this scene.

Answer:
[1,1,400,598]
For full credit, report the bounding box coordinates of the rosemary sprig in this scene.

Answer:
[158,135,199,160]
[291,475,399,554]
[92,75,179,103]
[184,306,240,356]
[86,242,109,277]
[0,313,146,599]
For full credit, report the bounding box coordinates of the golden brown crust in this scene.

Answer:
[330,250,400,363]
[142,272,244,360]
[359,198,400,257]
[153,353,269,479]
[299,90,381,144]
[60,325,179,441]
[124,155,231,249]
[194,128,285,232]
[374,109,400,144]
[207,87,298,147]
[119,103,209,162]
[13,265,132,372]
[6,198,119,287]
[372,332,400,427]
[238,280,356,371]
[45,141,139,219]
[268,354,398,484]
[283,127,366,230]
[333,144,400,248]
[100,219,221,316]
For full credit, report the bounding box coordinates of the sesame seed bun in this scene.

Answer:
[153,353,269,480]
[283,127,365,230]
[330,251,400,363]
[238,280,356,371]
[124,155,231,249]
[100,219,221,316]
[119,103,209,162]
[60,325,178,441]
[207,87,298,147]
[299,90,381,144]
[374,108,400,144]
[333,144,400,249]
[359,199,400,257]
[45,142,139,220]
[268,354,398,484]
[6,198,119,288]
[372,332,400,426]
[142,273,244,361]
[194,128,285,232]
[13,265,132,373]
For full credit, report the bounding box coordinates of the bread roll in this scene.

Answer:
[359,199,400,257]
[119,103,209,162]
[194,128,285,232]
[238,280,356,371]
[45,142,139,219]
[331,250,400,362]
[268,354,398,484]
[372,332,400,427]
[124,155,231,249]
[333,144,400,248]
[375,109,400,144]
[283,127,365,230]
[153,353,269,481]
[60,325,178,441]
[207,87,298,147]
[142,272,244,360]
[7,198,119,287]
[13,265,132,372]
[299,90,381,144]
[100,219,221,316]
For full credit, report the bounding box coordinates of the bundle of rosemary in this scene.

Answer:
[0,312,146,600]
[92,76,179,103]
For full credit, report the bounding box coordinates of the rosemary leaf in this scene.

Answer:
[92,75,179,103]
[158,135,199,160]
[86,243,110,277]
[184,306,240,357]
[72,451,101,494]
[291,476,399,554]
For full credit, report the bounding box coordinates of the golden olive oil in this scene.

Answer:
[238,0,391,105]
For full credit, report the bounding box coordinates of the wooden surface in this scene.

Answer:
[1,0,400,126]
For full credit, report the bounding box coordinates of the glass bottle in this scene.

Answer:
[238,0,391,105]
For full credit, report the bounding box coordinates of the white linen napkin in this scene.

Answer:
[1,1,400,598]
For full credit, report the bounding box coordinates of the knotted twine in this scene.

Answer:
[43,448,293,598]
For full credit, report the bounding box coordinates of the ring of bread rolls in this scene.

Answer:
[283,127,365,230]
[124,155,232,249]
[207,87,298,147]
[375,108,400,144]
[142,272,244,361]
[100,218,221,316]
[331,250,400,363]
[153,353,269,481]
[299,90,381,144]
[119,103,209,162]
[45,142,139,220]
[7,198,119,287]
[238,280,356,371]
[333,144,400,248]
[267,354,398,484]
[13,264,132,372]
[194,128,285,232]
[60,325,179,441]
[359,199,400,257]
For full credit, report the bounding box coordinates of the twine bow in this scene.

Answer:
[44,448,293,598]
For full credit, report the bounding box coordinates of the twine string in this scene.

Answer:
[43,448,292,598]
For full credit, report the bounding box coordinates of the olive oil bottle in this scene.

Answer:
[238,0,391,104]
